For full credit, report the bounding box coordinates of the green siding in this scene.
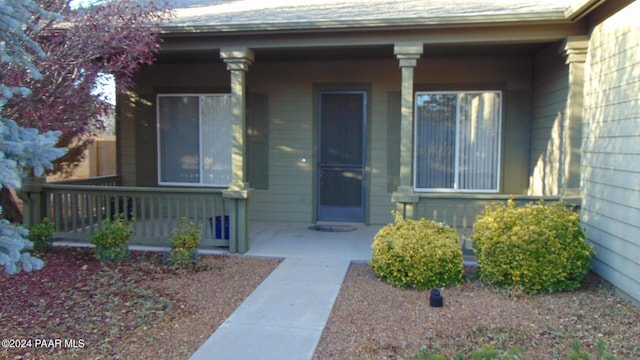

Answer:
[582,0,640,304]
[249,69,313,222]
[247,93,269,190]
[387,91,401,193]
[502,89,532,194]
[117,94,137,187]
[134,92,157,187]
[126,56,545,225]
[530,42,569,195]
[368,86,397,224]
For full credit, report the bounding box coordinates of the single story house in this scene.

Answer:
[23,0,638,303]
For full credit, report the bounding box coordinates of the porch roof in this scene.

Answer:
[162,0,598,33]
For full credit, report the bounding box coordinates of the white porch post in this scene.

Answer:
[560,36,588,197]
[220,47,254,253]
[391,43,423,218]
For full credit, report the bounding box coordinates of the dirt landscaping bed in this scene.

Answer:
[314,264,640,359]
[2,247,639,359]
[0,246,280,359]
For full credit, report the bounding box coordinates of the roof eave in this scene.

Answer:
[160,11,570,35]
[564,0,607,20]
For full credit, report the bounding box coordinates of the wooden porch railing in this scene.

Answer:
[48,175,122,186]
[22,175,247,252]
[410,194,582,254]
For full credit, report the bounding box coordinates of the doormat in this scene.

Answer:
[308,224,357,232]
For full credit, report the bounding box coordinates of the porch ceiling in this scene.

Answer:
[155,42,549,64]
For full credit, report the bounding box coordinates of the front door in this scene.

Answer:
[317,91,366,222]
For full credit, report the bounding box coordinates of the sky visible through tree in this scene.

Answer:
[70,0,116,105]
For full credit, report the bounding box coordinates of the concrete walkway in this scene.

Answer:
[189,222,381,360]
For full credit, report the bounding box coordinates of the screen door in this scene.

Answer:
[317,91,366,222]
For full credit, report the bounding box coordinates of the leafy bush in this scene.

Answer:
[472,200,595,294]
[370,212,463,290]
[91,214,134,263]
[28,218,54,253]
[167,217,201,269]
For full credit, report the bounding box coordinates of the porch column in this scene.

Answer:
[560,36,588,197]
[391,43,423,218]
[220,47,254,253]
[221,47,254,191]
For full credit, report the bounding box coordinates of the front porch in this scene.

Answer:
[21,174,578,257]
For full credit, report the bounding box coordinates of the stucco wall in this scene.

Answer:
[582,1,640,303]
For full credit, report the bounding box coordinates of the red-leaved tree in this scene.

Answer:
[2,0,171,173]
[0,0,172,221]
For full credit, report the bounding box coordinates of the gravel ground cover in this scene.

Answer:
[2,247,639,360]
[0,246,280,359]
[314,264,640,360]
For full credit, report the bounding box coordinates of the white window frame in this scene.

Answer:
[413,90,502,193]
[157,93,232,187]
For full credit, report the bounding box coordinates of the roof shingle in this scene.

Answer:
[165,0,580,29]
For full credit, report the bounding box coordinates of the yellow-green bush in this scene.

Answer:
[472,200,595,294]
[167,217,201,268]
[91,214,134,263]
[370,213,463,290]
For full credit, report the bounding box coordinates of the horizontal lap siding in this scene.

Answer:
[582,1,640,303]
[248,60,399,223]
[249,56,533,223]
[529,43,569,196]
[251,77,313,222]
[369,86,397,224]
[119,97,137,187]
[415,56,533,195]
[125,63,232,188]
[129,57,534,225]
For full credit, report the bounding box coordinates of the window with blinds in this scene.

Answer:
[157,94,232,187]
[414,91,501,192]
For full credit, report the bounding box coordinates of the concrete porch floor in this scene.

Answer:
[245,221,382,261]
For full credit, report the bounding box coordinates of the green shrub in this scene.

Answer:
[472,200,595,294]
[28,218,55,253]
[370,212,463,290]
[91,214,134,263]
[167,217,201,269]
